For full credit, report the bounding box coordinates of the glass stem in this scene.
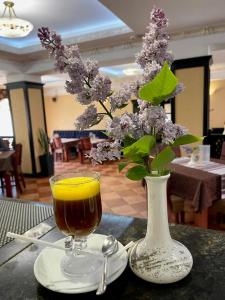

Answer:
[64,236,87,256]
[73,237,87,255]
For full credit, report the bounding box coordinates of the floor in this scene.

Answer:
[1,158,223,229]
[1,159,147,219]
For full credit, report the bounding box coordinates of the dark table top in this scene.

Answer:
[1,199,225,300]
[169,161,222,211]
[0,150,14,172]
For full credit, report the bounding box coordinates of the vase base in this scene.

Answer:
[129,238,193,284]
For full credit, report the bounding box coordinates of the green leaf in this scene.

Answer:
[118,162,129,172]
[126,165,149,181]
[172,134,203,146]
[123,135,137,147]
[123,135,156,160]
[151,146,175,171]
[138,62,178,105]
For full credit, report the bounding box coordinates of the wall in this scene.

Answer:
[28,88,46,173]
[9,84,47,175]
[210,79,225,128]
[175,67,204,136]
[44,92,133,137]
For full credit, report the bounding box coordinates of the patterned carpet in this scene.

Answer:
[1,159,147,219]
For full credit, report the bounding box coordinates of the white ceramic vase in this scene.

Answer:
[129,174,193,284]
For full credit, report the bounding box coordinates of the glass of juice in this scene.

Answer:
[49,171,102,278]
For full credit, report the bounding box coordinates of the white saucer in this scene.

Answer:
[34,234,128,294]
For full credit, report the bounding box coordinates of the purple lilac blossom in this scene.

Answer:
[77,88,92,105]
[91,75,112,102]
[38,27,67,71]
[137,99,150,111]
[74,105,100,130]
[109,84,132,111]
[138,105,167,135]
[38,7,187,165]
[106,114,135,140]
[161,121,188,144]
[135,7,172,70]
[89,140,121,164]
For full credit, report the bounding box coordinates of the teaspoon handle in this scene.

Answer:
[96,256,108,295]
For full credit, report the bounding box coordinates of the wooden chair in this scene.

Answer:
[168,146,187,223]
[52,137,64,161]
[220,142,225,160]
[169,195,185,224]
[77,137,92,164]
[0,172,4,193]
[11,143,26,193]
[2,139,10,150]
[172,146,181,157]
[209,199,225,228]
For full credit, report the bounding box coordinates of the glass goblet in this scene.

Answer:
[49,171,102,278]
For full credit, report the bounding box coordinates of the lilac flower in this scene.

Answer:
[64,45,81,63]
[89,140,121,164]
[107,114,135,140]
[38,7,189,171]
[137,99,149,111]
[127,80,144,98]
[109,84,132,111]
[135,7,172,72]
[142,61,161,82]
[174,123,188,137]
[65,79,83,95]
[74,105,101,130]
[77,88,92,105]
[161,121,188,144]
[150,7,168,28]
[84,59,99,80]
[138,106,167,134]
[91,75,112,102]
[38,27,66,71]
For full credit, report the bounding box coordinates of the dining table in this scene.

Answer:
[169,157,225,228]
[1,197,225,299]
[0,150,15,197]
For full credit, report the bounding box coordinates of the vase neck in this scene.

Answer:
[145,175,171,248]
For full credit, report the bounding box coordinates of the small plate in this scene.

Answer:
[34,234,128,294]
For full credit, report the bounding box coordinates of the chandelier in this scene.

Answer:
[0,0,33,38]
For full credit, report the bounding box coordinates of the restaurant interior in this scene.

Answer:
[0,0,225,299]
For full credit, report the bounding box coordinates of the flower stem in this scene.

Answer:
[99,100,113,119]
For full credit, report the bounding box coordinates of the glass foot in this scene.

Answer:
[61,252,102,279]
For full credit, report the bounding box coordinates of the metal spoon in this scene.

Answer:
[96,235,118,295]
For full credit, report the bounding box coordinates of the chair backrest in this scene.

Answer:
[10,143,22,175]
[220,142,225,160]
[53,137,63,149]
[2,139,10,149]
[173,146,181,157]
[79,137,91,151]
[14,143,22,166]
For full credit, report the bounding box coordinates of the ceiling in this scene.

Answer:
[1,0,225,86]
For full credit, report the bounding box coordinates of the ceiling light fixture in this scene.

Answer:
[0,0,33,38]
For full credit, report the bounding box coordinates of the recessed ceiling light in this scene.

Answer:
[123,68,142,76]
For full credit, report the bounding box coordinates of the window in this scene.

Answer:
[164,103,172,121]
[0,98,13,136]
